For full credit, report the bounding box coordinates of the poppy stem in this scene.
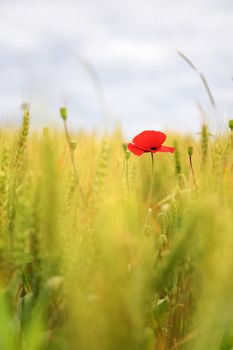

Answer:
[126,157,129,195]
[63,119,86,205]
[147,152,155,205]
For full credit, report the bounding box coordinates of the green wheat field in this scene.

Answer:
[0,105,233,350]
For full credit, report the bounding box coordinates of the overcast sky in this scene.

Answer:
[0,0,233,136]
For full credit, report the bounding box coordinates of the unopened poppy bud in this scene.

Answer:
[228,119,233,130]
[70,140,77,151]
[60,107,68,121]
[187,145,193,156]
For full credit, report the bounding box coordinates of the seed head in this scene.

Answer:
[21,102,30,114]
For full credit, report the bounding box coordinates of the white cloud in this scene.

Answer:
[0,0,233,134]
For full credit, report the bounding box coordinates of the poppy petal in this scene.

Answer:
[128,143,145,156]
[133,130,166,150]
[157,145,175,153]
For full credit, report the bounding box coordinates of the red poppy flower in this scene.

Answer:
[128,130,175,156]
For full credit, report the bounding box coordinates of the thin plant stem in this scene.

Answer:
[154,188,191,209]
[189,155,198,188]
[231,130,233,151]
[147,152,155,205]
[230,130,233,173]
[121,159,125,180]
[120,158,126,199]
[126,158,129,195]
[63,120,86,205]
[141,208,153,236]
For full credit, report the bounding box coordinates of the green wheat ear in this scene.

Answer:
[201,124,208,168]
[0,148,10,231]
[15,109,30,174]
[30,187,43,295]
[11,176,32,278]
[7,110,30,241]
[212,143,222,175]
[0,145,12,284]
[92,139,110,210]
[174,141,182,175]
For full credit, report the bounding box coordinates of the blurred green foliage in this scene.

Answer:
[0,111,233,349]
